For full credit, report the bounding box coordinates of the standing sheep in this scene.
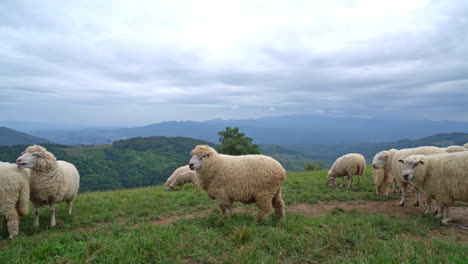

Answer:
[165,165,192,191]
[373,146,446,207]
[399,151,468,225]
[372,151,396,197]
[16,145,80,227]
[444,145,467,153]
[327,153,366,188]
[189,145,286,222]
[167,170,198,191]
[0,162,30,239]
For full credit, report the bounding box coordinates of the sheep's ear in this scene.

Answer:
[32,151,45,158]
[419,160,425,165]
[398,159,404,164]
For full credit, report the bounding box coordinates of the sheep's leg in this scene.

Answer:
[441,206,451,226]
[6,210,19,239]
[67,201,73,216]
[347,174,353,188]
[256,198,273,222]
[33,202,40,227]
[50,200,57,227]
[382,179,392,198]
[424,198,432,214]
[413,188,420,206]
[272,188,285,219]
[436,205,444,218]
[340,177,344,188]
[399,185,407,206]
[180,184,185,191]
[357,174,361,188]
[434,201,441,215]
[218,197,233,217]
[391,179,397,193]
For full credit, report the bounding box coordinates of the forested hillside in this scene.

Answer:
[0,137,214,192]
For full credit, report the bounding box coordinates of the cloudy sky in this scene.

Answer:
[1,0,467,127]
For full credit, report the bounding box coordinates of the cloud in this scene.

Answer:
[0,0,467,126]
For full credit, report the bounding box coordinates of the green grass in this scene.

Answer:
[1,166,467,263]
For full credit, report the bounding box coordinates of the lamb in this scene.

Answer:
[444,145,467,153]
[327,153,366,188]
[165,165,192,190]
[372,151,396,197]
[189,145,286,222]
[16,145,80,227]
[372,146,446,207]
[399,151,468,225]
[0,162,30,239]
[166,170,198,191]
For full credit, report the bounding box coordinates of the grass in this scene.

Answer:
[1,166,467,263]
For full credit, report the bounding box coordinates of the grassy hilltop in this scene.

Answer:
[1,167,467,263]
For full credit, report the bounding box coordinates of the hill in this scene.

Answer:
[31,115,468,146]
[1,168,467,262]
[0,137,214,192]
[0,127,52,146]
[290,132,468,164]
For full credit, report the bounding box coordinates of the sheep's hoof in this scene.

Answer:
[399,202,405,207]
[439,222,448,226]
[413,202,420,207]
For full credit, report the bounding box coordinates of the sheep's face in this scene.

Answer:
[398,156,425,182]
[16,151,43,169]
[189,154,208,170]
[372,151,388,169]
[327,172,336,187]
[166,184,175,191]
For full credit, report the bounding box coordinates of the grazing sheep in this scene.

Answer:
[444,145,467,153]
[399,151,468,225]
[167,170,198,191]
[16,145,80,227]
[327,153,366,188]
[372,151,396,197]
[373,146,446,207]
[165,165,192,191]
[0,162,30,239]
[189,145,286,222]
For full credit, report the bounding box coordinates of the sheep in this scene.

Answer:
[444,145,467,153]
[16,145,80,227]
[372,151,397,197]
[165,165,192,191]
[327,153,366,188]
[0,162,30,239]
[167,170,198,191]
[464,143,468,149]
[373,146,446,207]
[189,145,286,222]
[399,151,468,225]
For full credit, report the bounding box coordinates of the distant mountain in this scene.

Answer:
[0,127,52,146]
[32,115,468,146]
[290,132,468,165]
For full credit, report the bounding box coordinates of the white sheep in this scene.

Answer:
[0,162,30,239]
[399,151,468,225]
[16,145,80,227]
[372,146,446,207]
[165,165,192,191]
[444,145,467,153]
[167,170,198,191]
[327,153,366,188]
[189,145,286,222]
[372,151,397,197]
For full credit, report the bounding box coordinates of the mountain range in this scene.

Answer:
[8,115,467,146]
[0,127,52,146]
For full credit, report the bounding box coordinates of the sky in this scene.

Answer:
[1,0,468,127]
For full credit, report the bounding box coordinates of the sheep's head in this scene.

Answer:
[372,151,389,169]
[398,155,425,182]
[327,171,336,187]
[189,145,216,170]
[166,182,175,191]
[16,145,56,170]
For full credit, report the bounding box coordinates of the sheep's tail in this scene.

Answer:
[17,178,30,217]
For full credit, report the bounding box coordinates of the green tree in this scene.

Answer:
[217,127,261,155]
[304,160,326,171]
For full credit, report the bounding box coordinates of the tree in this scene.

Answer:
[217,127,261,155]
[304,160,326,171]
